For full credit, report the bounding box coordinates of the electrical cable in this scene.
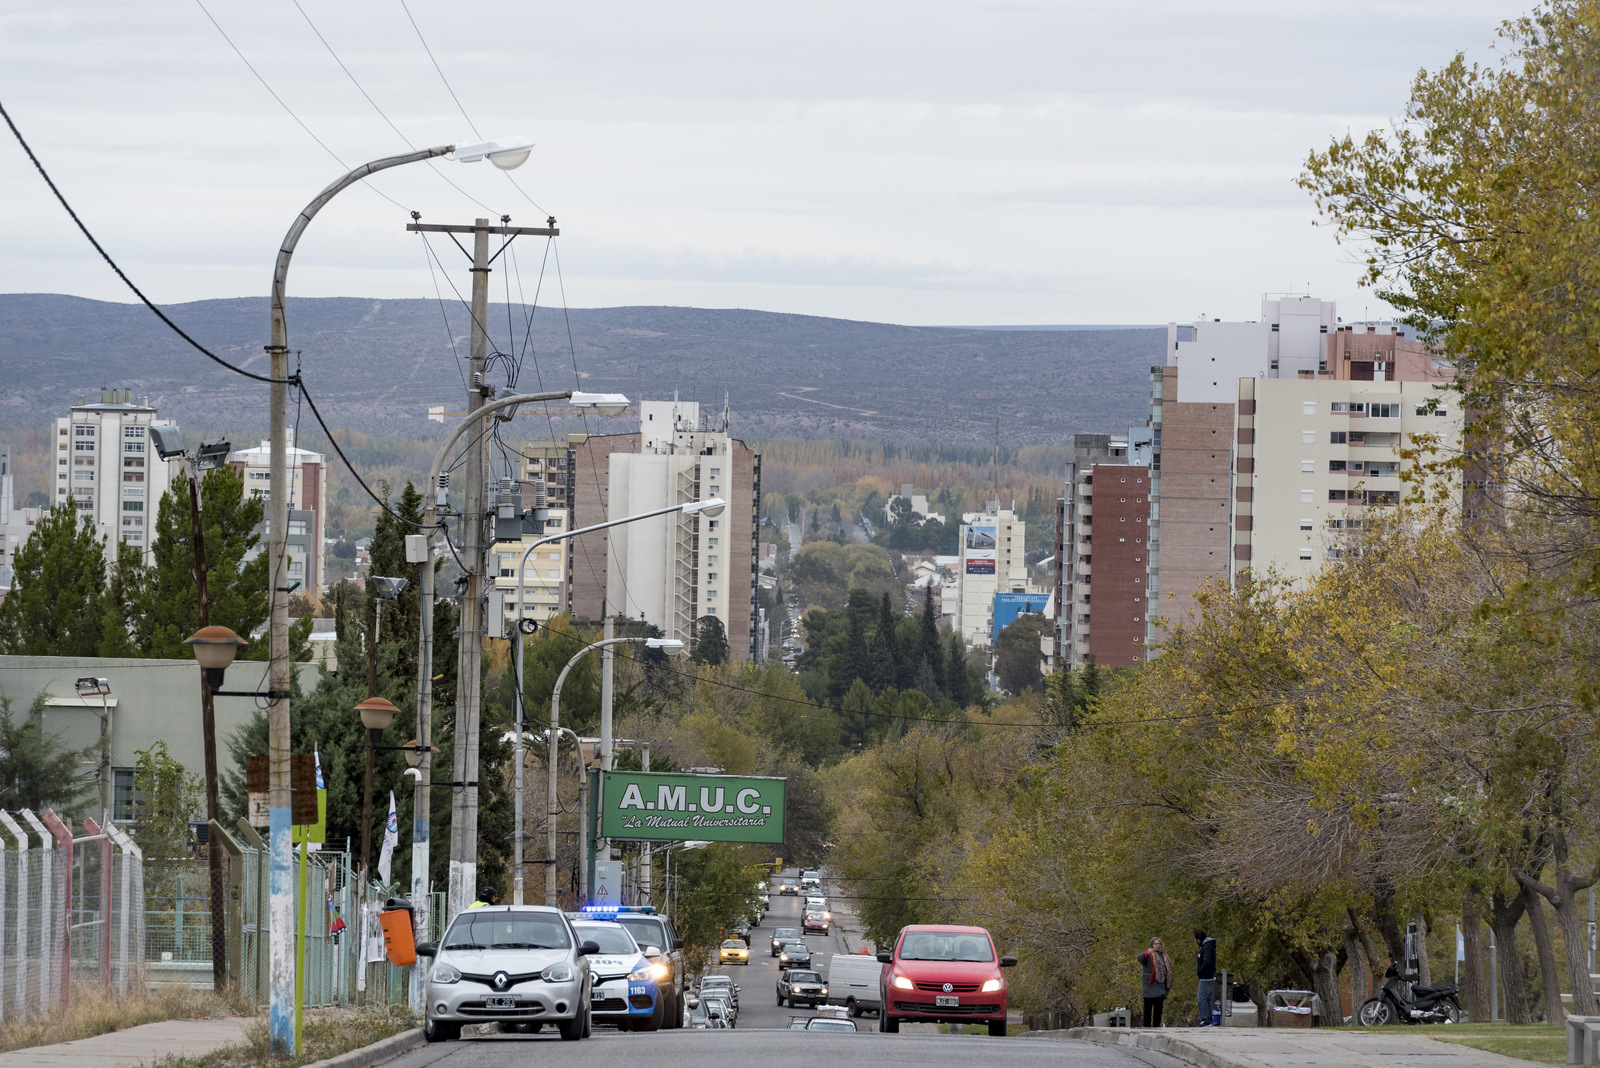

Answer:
[0,97,286,385]
[295,379,428,527]
[289,0,500,216]
[191,0,409,213]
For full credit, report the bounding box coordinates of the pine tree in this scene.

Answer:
[0,694,95,812]
[916,583,943,693]
[0,502,107,656]
[691,615,729,666]
[132,466,267,659]
[838,679,876,749]
[944,632,971,708]
[870,593,900,691]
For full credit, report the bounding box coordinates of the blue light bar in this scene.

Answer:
[580,904,655,914]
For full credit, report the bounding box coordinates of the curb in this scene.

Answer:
[299,1027,425,1068]
[1044,1027,1244,1068]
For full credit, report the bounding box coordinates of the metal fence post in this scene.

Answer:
[83,818,113,991]
[19,811,52,1012]
[39,811,73,1010]
[102,821,142,995]
[0,813,30,1016]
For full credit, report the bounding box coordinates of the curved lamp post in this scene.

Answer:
[261,137,535,1054]
[544,635,682,907]
[504,496,723,906]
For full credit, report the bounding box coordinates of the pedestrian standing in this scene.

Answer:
[1194,929,1217,1025]
[1137,936,1172,1027]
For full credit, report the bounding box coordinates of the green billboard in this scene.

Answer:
[598,771,786,844]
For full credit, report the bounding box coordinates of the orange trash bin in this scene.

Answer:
[380,898,417,966]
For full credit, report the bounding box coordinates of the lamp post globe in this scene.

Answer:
[356,696,399,732]
[184,625,247,672]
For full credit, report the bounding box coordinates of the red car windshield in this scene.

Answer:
[898,932,994,962]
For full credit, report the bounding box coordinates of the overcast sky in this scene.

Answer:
[0,0,1511,325]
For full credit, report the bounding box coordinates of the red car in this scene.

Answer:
[876,924,1016,1036]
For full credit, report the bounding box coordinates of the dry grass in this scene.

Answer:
[157,1004,418,1068]
[1427,1022,1565,1065]
[0,980,251,1054]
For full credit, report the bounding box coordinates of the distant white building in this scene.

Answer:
[229,429,327,592]
[53,389,181,560]
[954,505,1028,647]
[884,484,946,526]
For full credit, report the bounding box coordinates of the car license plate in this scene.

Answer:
[935,995,960,1008]
[486,996,518,1009]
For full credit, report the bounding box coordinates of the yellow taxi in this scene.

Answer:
[719,938,750,965]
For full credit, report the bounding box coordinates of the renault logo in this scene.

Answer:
[493,972,510,991]
[942,982,953,993]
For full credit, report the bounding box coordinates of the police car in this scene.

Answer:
[570,920,665,1031]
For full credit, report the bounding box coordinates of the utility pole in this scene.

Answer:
[406,216,557,921]
[187,473,227,993]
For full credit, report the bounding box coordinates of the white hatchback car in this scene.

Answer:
[418,906,600,1042]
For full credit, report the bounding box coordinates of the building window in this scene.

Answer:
[112,769,137,822]
[1329,490,1348,501]
[708,573,717,581]
[708,538,718,547]
[708,520,719,530]
[1300,489,1313,503]
[1300,519,1314,531]
[1301,401,1315,415]
[1299,548,1313,561]
[710,468,720,477]
[1331,402,1348,413]
[1370,403,1402,418]
[705,606,716,614]
[74,441,95,452]
[1329,460,1347,472]
[707,555,717,564]
[123,500,143,511]
[1302,430,1315,444]
[1301,460,1314,473]
[1330,431,1347,444]
[123,442,145,453]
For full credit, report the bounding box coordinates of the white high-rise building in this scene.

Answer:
[53,389,180,557]
[229,429,327,592]
[954,505,1027,647]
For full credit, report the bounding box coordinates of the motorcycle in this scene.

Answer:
[1357,961,1462,1025]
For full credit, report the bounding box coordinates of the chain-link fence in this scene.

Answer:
[0,809,145,1021]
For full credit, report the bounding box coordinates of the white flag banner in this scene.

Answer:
[377,791,399,886]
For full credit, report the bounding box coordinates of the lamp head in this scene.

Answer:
[683,497,727,518]
[356,696,399,732]
[569,392,631,418]
[450,135,535,171]
[644,638,685,652]
[371,576,409,601]
[149,425,185,460]
[196,439,232,471]
[402,738,425,769]
[184,625,247,671]
[75,676,110,697]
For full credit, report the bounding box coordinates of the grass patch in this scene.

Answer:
[156,1004,418,1068]
[0,982,249,1054]
[1410,1022,1564,1065]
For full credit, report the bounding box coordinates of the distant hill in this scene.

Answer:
[0,295,1160,445]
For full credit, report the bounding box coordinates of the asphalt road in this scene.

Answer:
[391,873,1186,1066]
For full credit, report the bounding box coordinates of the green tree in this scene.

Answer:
[691,615,730,666]
[870,594,902,691]
[132,466,268,659]
[995,613,1050,695]
[134,739,203,863]
[0,694,94,813]
[945,632,973,708]
[0,503,107,655]
[916,583,943,692]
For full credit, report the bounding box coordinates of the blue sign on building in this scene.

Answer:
[992,591,1047,644]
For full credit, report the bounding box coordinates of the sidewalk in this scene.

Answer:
[1057,1025,1545,1068]
[0,1017,254,1068]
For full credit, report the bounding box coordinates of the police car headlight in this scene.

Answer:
[629,966,654,982]
[431,964,462,984]
[541,963,573,983]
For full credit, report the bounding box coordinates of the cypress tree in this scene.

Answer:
[0,502,107,656]
[917,583,943,683]
[945,632,971,708]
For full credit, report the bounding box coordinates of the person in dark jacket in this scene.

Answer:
[1136,937,1172,1027]
[1194,929,1217,1024]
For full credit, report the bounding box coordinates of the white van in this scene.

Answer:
[827,952,883,1017]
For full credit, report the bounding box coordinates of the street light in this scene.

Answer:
[74,677,112,818]
[184,625,248,690]
[540,634,686,907]
[354,697,398,879]
[262,141,533,1047]
[409,390,634,949]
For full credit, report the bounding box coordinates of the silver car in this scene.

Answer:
[418,906,600,1042]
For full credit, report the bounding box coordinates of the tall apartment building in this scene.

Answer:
[1053,433,1153,668]
[229,430,327,592]
[567,399,762,661]
[954,505,1027,647]
[1233,330,1458,581]
[1144,296,1340,641]
[492,438,581,626]
[54,389,180,557]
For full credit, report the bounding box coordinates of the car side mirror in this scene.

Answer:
[1000,955,1018,968]
[876,952,892,964]
[734,985,741,991]
[415,941,438,958]
[644,945,661,957]
[673,938,685,950]
[687,996,699,1008]
[577,940,600,957]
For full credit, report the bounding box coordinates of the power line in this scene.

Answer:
[0,97,285,385]
[191,0,409,212]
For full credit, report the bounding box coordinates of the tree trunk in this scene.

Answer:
[1522,879,1564,1024]
[1373,881,1407,966]
[1489,888,1533,1024]
[1462,887,1491,1023]
[1414,912,1432,986]
[1342,915,1371,1015]
[1518,836,1600,1017]
[1296,949,1345,1027]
